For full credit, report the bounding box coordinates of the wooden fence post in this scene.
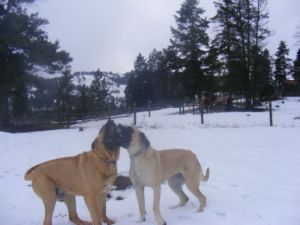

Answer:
[108,104,111,120]
[195,94,204,124]
[200,104,204,124]
[133,102,137,125]
[269,100,273,127]
[148,101,151,117]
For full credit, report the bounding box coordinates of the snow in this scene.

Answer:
[1,97,300,225]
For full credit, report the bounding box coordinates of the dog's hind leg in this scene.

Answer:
[184,172,206,212]
[63,194,92,225]
[32,175,56,225]
[168,173,189,209]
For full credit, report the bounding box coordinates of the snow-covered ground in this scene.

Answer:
[1,97,300,225]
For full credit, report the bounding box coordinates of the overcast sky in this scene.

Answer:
[29,0,300,74]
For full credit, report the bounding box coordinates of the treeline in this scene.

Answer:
[125,0,300,108]
[0,1,126,128]
[28,70,126,121]
[1,0,300,129]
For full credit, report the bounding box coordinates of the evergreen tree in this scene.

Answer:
[134,53,148,72]
[292,48,300,90]
[163,47,186,100]
[203,45,223,92]
[125,53,152,106]
[252,49,272,100]
[55,68,75,125]
[274,41,290,96]
[147,49,169,102]
[28,76,59,114]
[170,0,209,97]
[212,0,270,108]
[77,84,91,116]
[124,70,137,106]
[89,70,109,112]
[212,0,238,93]
[0,0,71,127]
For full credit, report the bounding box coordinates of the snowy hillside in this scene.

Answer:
[72,71,126,99]
[0,97,300,225]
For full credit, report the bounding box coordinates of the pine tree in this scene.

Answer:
[134,53,148,73]
[147,49,169,102]
[89,70,109,112]
[125,53,152,106]
[203,45,222,93]
[252,49,272,100]
[292,49,300,90]
[212,0,270,108]
[77,84,91,116]
[124,71,137,106]
[274,41,290,96]
[170,0,209,97]
[0,0,72,127]
[55,68,75,125]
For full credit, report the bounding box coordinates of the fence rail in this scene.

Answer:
[7,98,274,132]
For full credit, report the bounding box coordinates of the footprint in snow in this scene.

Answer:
[215,211,226,218]
[242,194,252,199]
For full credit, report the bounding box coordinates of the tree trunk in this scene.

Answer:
[0,90,10,128]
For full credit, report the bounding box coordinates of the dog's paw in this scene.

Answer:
[156,217,166,225]
[136,217,145,223]
[197,207,204,213]
[104,217,116,225]
[169,202,187,209]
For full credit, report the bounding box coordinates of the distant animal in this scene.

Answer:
[24,120,121,225]
[117,124,209,225]
[203,95,217,113]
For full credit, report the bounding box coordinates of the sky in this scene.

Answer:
[29,0,300,74]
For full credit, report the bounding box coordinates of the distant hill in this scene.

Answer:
[72,71,126,99]
[27,70,127,113]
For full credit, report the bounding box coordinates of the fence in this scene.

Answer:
[124,98,273,127]
[7,97,274,132]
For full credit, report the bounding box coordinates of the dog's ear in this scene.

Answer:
[140,132,150,149]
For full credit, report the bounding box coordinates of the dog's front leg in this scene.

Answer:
[98,194,115,225]
[63,194,92,225]
[84,196,102,225]
[152,185,166,225]
[134,185,146,222]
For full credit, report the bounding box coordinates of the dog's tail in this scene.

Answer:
[200,167,210,182]
[24,164,40,181]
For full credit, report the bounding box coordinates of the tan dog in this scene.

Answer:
[117,124,209,225]
[24,120,121,225]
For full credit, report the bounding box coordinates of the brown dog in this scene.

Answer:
[24,120,121,225]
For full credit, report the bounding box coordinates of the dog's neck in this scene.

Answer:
[130,146,149,158]
[92,148,118,164]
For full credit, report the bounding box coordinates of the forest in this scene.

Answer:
[1,0,300,130]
